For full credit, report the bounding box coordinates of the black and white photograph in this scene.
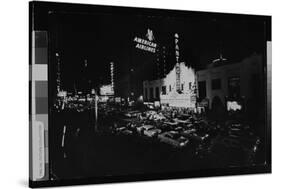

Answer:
[28,1,271,187]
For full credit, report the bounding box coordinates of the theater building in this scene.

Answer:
[143,62,197,108]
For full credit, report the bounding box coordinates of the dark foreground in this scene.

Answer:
[50,107,266,180]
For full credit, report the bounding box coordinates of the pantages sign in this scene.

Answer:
[133,29,157,53]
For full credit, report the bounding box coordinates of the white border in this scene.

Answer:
[0,0,279,189]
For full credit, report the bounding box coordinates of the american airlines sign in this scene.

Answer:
[134,29,157,53]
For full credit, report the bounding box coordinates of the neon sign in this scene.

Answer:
[134,29,157,53]
[175,33,181,92]
[110,62,114,92]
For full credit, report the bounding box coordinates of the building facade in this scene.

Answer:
[143,62,196,108]
[196,53,263,110]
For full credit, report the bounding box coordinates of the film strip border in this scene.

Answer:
[29,31,49,181]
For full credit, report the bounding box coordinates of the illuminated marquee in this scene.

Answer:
[134,29,157,53]
[100,84,114,96]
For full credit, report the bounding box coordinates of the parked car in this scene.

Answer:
[173,118,190,124]
[124,110,141,118]
[158,131,190,148]
[180,128,196,137]
[164,121,178,127]
[137,125,161,137]
[189,133,210,142]
[158,124,173,133]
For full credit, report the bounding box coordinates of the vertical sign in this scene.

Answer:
[56,53,61,93]
[163,46,167,76]
[110,62,114,94]
[175,33,181,92]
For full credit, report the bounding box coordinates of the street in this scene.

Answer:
[50,102,263,180]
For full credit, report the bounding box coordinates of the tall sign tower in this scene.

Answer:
[175,33,181,92]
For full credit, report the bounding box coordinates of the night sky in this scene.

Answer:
[48,11,266,93]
